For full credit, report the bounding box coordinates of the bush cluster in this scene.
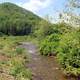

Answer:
[40,34,61,56]
[39,23,80,76]
[57,31,80,76]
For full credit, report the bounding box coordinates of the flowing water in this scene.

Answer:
[21,42,76,80]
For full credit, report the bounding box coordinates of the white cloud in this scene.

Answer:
[19,0,52,12]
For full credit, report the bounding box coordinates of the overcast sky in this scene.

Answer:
[0,0,67,21]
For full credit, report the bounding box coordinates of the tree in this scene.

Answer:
[60,0,80,27]
[33,16,54,39]
[0,2,41,35]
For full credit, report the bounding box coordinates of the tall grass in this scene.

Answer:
[0,36,32,80]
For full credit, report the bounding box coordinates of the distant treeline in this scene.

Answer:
[0,2,41,35]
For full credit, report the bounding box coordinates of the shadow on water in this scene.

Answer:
[21,42,77,80]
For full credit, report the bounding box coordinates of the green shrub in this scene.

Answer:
[40,41,54,56]
[15,47,25,55]
[40,34,61,56]
[57,31,80,76]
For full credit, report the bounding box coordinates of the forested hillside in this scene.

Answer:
[0,2,41,35]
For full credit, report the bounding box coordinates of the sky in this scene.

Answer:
[0,0,67,22]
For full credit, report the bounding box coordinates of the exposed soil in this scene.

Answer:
[0,54,14,80]
[0,54,9,61]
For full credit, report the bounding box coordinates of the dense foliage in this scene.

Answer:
[0,2,41,35]
[57,31,80,76]
[34,20,54,39]
[39,23,73,55]
[39,21,80,76]
[40,33,61,56]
